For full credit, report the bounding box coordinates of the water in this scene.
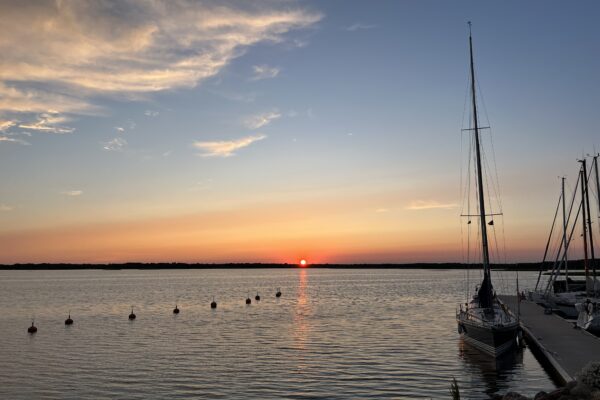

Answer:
[0,268,555,399]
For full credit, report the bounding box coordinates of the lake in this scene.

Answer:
[0,268,555,399]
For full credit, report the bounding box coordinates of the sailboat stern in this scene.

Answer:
[458,318,519,357]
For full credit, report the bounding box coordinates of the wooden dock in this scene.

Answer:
[500,295,600,384]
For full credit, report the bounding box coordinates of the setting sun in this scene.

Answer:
[299,259,307,267]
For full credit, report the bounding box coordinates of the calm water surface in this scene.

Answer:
[0,269,555,399]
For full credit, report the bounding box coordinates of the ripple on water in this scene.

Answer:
[0,269,555,399]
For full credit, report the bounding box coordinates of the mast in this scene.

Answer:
[580,162,591,296]
[595,155,600,237]
[468,22,493,309]
[582,158,597,295]
[562,177,569,291]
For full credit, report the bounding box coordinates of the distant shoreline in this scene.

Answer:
[0,261,583,271]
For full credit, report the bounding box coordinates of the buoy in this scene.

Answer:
[129,306,136,320]
[173,304,180,314]
[27,320,37,334]
[211,297,217,309]
[65,312,73,325]
[255,292,260,301]
[246,296,251,305]
[276,288,282,298]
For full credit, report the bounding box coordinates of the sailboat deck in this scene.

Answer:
[500,295,600,384]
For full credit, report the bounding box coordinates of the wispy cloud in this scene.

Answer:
[0,119,17,131]
[405,200,457,210]
[189,178,214,192]
[0,2,321,115]
[61,190,83,197]
[115,126,125,133]
[144,110,159,117]
[0,83,96,115]
[0,135,30,145]
[18,113,74,134]
[345,23,377,32]
[245,111,281,129]
[375,208,389,213]
[193,134,266,157]
[251,65,280,81]
[102,137,128,152]
[210,90,257,103]
[0,203,14,211]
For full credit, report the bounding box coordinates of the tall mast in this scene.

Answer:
[580,162,590,296]
[594,155,600,236]
[468,23,491,280]
[562,177,569,291]
[582,158,597,294]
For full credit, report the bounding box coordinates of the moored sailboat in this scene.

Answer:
[456,23,519,357]
[575,154,600,332]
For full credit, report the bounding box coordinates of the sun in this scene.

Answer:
[299,259,307,267]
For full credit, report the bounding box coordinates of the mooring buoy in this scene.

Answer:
[28,320,37,334]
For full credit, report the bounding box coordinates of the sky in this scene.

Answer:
[0,0,599,264]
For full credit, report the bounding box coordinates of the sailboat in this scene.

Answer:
[534,155,600,322]
[456,23,519,357]
[575,154,600,332]
[530,176,585,318]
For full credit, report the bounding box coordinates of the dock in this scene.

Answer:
[500,295,600,384]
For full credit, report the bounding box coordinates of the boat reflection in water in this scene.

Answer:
[458,338,524,398]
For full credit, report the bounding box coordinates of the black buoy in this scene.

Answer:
[210,297,217,309]
[255,292,260,301]
[65,312,73,325]
[27,320,37,334]
[173,304,180,314]
[129,306,136,320]
[276,288,282,298]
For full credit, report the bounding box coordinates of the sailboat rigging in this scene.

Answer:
[456,23,519,357]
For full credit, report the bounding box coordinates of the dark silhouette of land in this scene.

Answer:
[0,260,589,271]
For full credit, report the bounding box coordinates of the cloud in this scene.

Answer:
[144,110,159,117]
[193,134,266,157]
[210,90,257,103]
[115,126,125,132]
[102,137,128,152]
[345,23,377,32]
[61,190,83,197]
[245,111,281,129]
[0,135,30,145]
[0,83,95,115]
[0,2,322,115]
[0,204,14,212]
[0,119,17,131]
[405,200,458,210]
[251,65,280,81]
[18,113,74,134]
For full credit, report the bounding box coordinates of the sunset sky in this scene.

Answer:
[0,1,599,264]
